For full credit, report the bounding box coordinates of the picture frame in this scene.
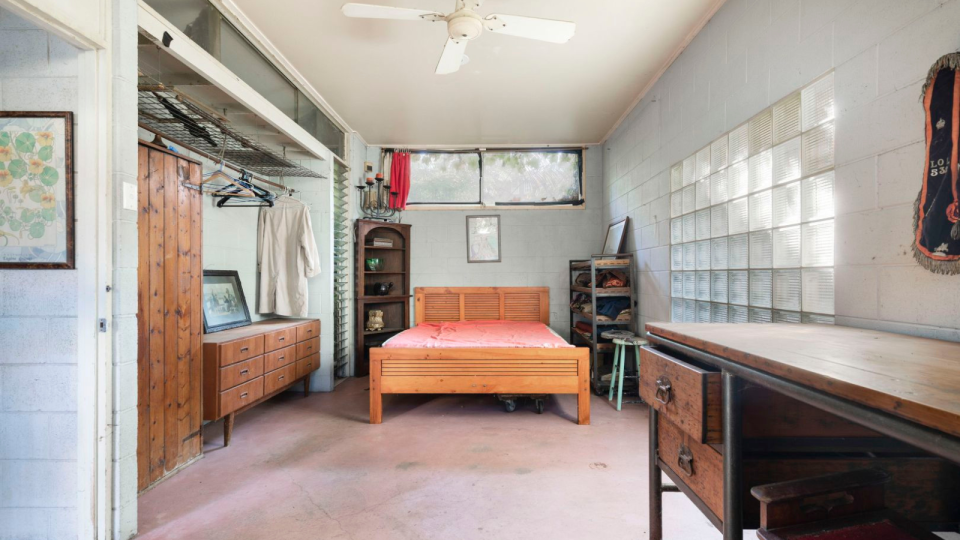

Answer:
[0,111,74,269]
[602,217,629,255]
[466,215,501,263]
[202,270,252,333]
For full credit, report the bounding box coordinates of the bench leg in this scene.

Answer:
[303,373,311,398]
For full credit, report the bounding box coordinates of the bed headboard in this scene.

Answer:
[414,287,550,326]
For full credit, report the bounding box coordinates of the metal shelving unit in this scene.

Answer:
[569,254,636,395]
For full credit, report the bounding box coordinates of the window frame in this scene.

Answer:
[399,147,585,209]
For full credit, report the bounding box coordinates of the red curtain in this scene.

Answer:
[389,151,411,210]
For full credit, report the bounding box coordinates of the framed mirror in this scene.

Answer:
[602,217,629,255]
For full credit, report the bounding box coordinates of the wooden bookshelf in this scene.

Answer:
[355,220,412,376]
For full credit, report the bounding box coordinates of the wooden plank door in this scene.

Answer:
[137,142,203,492]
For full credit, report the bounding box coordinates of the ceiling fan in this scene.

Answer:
[341,0,576,75]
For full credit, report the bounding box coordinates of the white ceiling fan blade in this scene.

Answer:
[436,37,468,75]
[483,14,576,43]
[342,3,445,22]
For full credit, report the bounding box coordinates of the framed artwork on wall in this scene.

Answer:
[602,217,629,255]
[202,270,252,333]
[0,111,74,269]
[466,215,501,263]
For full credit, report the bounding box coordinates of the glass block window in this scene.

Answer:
[670,73,835,325]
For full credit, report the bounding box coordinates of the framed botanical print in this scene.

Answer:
[202,270,252,333]
[0,112,74,269]
[466,215,501,263]
[602,217,629,255]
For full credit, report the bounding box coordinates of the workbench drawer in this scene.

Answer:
[264,345,296,372]
[297,352,319,379]
[658,415,724,522]
[641,346,722,443]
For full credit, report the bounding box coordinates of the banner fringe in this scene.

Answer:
[913,191,960,274]
[921,52,960,99]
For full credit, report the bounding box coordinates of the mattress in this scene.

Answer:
[382,320,574,349]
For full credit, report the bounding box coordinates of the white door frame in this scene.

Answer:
[0,2,113,538]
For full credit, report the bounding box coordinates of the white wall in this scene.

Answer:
[603,0,960,341]
[374,146,604,339]
[0,7,79,539]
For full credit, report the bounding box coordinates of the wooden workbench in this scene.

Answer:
[643,323,960,540]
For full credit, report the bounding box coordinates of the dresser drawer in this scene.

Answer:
[297,320,320,342]
[297,337,320,359]
[264,345,296,372]
[220,377,263,416]
[219,356,264,391]
[297,352,319,379]
[658,415,724,521]
[641,346,721,443]
[219,336,264,366]
[264,363,297,395]
[264,327,297,352]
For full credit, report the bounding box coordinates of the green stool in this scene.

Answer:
[601,330,648,411]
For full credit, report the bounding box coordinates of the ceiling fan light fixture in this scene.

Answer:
[447,13,483,41]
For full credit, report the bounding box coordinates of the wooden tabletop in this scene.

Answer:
[202,318,315,344]
[646,323,960,438]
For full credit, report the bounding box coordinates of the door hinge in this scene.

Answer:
[98,318,108,333]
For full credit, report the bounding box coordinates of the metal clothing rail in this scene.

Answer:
[138,85,324,180]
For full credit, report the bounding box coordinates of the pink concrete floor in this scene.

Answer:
[134,378,958,540]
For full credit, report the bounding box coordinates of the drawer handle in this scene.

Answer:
[278,375,285,381]
[240,369,249,375]
[677,444,694,477]
[240,347,249,353]
[655,376,672,405]
[279,337,285,342]
[240,392,249,399]
[279,356,285,361]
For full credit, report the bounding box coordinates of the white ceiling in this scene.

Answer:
[229,0,721,146]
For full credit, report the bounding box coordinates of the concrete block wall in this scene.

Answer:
[387,146,604,339]
[0,8,80,539]
[603,0,960,339]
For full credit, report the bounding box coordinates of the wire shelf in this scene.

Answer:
[138,86,323,180]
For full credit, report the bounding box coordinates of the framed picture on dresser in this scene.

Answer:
[202,270,252,333]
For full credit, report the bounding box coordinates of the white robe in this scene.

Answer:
[257,202,321,317]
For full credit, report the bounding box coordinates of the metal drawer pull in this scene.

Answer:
[677,444,694,477]
[240,347,249,353]
[279,356,285,361]
[240,392,248,399]
[278,375,285,381]
[279,337,285,342]
[240,369,249,375]
[655,376,673,404]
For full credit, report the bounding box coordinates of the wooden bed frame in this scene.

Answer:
[369,287,590,425]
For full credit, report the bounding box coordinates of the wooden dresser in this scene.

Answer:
[202,318,320,446]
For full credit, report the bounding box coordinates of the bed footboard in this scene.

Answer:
[369,348,590,425]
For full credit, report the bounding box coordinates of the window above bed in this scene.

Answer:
[405,148,584,207]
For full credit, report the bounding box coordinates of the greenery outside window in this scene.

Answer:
[405,149,583,207]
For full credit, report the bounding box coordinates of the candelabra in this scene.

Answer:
[356,173,398,221]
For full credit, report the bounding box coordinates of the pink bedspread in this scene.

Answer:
[383,321,573,349]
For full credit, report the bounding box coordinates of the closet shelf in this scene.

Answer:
[570,308,632,325]
[569,258,632,271]
[571,286,632,297]
[571,327,615,352]
[138,86,323,180]
[358,296,411,302]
